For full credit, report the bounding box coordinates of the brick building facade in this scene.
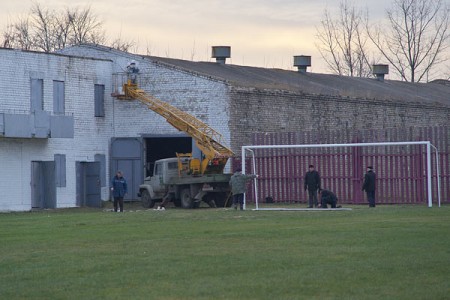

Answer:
[0,44,448,210]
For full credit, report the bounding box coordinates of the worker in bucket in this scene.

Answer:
[126,60,139,84]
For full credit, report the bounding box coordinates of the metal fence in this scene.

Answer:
[232,126,449,205]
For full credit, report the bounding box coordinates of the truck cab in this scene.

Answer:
[151,158,181,193]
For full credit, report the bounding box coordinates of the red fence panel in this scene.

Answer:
[233,126,449,205]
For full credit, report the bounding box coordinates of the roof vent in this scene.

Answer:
[372,64,389,82]
[212,46,231,64]
[293,55,311,73]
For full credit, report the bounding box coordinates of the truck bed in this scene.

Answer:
[166,173,232,185]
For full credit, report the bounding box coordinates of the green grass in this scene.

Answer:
[0,204,449,300]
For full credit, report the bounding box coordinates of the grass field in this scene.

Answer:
[0,203,449,300]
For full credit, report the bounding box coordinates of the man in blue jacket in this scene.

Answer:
[111,170,128,212]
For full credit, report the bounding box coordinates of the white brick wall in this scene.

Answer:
[60,45,231,143]
[0,49,114,211]
[0,46,232,211]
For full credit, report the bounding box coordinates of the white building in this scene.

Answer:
[2,44,449,210]
[0,45,231,211]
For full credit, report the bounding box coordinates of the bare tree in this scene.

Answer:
[1,2,106,52]
[108,24,135,52]
[31,3,58,52]
[2,16,33,50]
[110,37,135,52]
[367,0,449,82]
[54,10,75,50]
[68,6,105,45]
[316,1,373,77]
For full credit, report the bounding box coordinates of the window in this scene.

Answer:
[53,80,65,114]
[94,84,105,117]
[54,154,66,187]
[30,79,43,111]
[168,162,178,169]
[154,163,162,175]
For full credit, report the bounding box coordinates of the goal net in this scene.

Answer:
[240,141,441,210]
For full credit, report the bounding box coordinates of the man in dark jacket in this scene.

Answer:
[318,189,340,208]
[111,171,128,212]
[304,164,321,208]
[362,166,376,207]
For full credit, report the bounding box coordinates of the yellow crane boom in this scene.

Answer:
[120,81,234,174]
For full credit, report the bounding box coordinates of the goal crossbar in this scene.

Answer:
[241,141,441,209]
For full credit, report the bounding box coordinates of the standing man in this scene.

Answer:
[304,164,321,208]
[111,170,128,212]
[362,166,376,207]
[229,168,257,210]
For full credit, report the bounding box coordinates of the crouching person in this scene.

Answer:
[318,189,341,208]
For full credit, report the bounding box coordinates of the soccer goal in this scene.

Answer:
[241,141,441,210]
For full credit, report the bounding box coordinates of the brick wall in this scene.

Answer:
[228,87,450,155]
[2,45,448,210]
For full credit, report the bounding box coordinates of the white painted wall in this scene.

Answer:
[60,45,232,143]
[0,49,114,211]
[0,46,232,211]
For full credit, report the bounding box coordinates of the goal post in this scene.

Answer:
[241,141,441,210]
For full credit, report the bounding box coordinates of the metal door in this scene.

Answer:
[85,162,101,207]
[31,162,43,208]
[110,138,143,201]
[76,162,101,207]
[31,161,56,209]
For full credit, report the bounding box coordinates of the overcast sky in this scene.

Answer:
[1,0,446,76]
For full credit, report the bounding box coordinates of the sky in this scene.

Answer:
[0,0,447,77]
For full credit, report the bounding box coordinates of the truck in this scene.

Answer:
[139,156,232,208]
[113,71,235,208]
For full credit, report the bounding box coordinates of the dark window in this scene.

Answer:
[94,84,105,117]
[168,162,178,169]
[54,154,66,187]
[31,79,43,111]
[154,163,162,176]
[53,80,65,114]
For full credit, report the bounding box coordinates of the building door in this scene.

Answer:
[110,138,143,201]
[76,162,101,207]
[31,161,56,209]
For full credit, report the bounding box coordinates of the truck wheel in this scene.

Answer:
[141,190,155,208]
[180,188,194,209]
